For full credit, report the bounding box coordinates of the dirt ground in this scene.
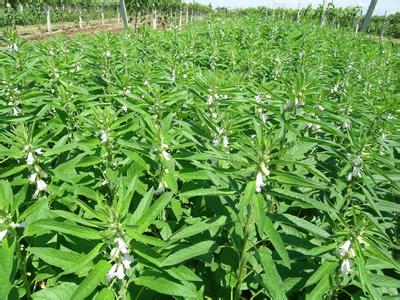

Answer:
[15,19,124,41]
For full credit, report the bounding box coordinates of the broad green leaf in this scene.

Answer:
[31,282,78,300]
[72,260,111,300]
[135,272,197,298]
[160,240,217,267]
[169,216,227,242]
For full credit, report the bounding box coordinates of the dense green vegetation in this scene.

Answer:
[0,11,399,300]
[0,0,211,28]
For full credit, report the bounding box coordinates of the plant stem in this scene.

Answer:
[15,236,31,299]
[234,203,253,300]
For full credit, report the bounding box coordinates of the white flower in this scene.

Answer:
[156,180,168,194]
[29,173,37,183]
[36,179,47,192]
[161,150,171,161]
[260,162,270,177]
[115,263,125,279]
[121,253,133,269]
[104,50,111,58]
[12,106,21,115]
[213,137,220,147]
[352,166,361,178]
[110,247,119,258]
[10,43,19,52]
[347,172,353,182]
[207,95,214,105]
[35,148,44,155]
[255,95,262,103]
[260,113,268,124]
[26,152,35,166]
[223,135,229,148]
[10,222,26,229]
[115,237,129,254]
[340,259,352,276]
[106,264,118,281]
[339,240,352,256]
[0,229,7,241]
[356,235,368,246]
[100,129,109,143]
[284,100,292,110]
[255,171,265,193]
[353,155,362,166]
[122,105,128,113]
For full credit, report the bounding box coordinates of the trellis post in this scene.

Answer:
[361,0,377,33]
[321,0,328,26]
[45,3,51,32]
[119,0,129,28]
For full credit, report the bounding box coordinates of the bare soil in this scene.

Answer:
[15,19,124,41]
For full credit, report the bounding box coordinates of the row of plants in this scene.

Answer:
[0,5,118,27]
[238,6,400,39]
[0,0,211,28]
[1,11,399,299]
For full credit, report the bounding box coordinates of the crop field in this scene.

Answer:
[0,13,400,300]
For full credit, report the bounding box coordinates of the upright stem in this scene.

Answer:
[15,236,31,299]
[234,203,253,300]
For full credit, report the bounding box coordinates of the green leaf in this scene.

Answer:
[304,261,337,287]
[262,214,290,268]
[257,247,287,300]
[135,271,197,298]
[270,188,335,213]
[369,273,400,289]
[72,260,111,300]
[135,192,173,234]
[31,282,78,300]
[94,288,115,300]
[0,180,12,211]
[29,220,103,240]
[180,188,235,198]
[160,240,217,267]
[28,247,88,272]
[281,214,330,238]
[0,237,15,300]
[169,216,227,242]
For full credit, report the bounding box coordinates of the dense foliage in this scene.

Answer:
[0,13,400,299]
[0,0,210,28]
[237,6,400,39]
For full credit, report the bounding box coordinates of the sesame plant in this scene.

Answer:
[0,13,399,300]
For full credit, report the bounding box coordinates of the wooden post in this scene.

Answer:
[78,5,83,28]
[185,6,189,25]
[381,11,387,38]
[179,10,182,28]
[101,6,105,25]
[321,0,328,26]
[361,0,377,33]
[117,5,120,22]
[152,9,157,29]
[45,3,51,32]
[170,10,173,28]
[119,0,129,28]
